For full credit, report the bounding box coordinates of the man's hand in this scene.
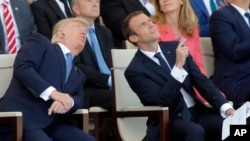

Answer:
[225,108,235,117]
[48,101,67,115]
[175,38,189,69]
[50,90,73,111]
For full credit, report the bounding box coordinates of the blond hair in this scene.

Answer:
[152,0,198,38]
[51,17,89,43]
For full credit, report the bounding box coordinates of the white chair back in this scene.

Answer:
[111,49,147,141]
[0,54,16,97]
[200,37,214,78]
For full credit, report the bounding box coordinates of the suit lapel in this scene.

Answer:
[95,24,111,67]
[137,50,169,79]
[54,44,66,87]
[47,0,66,19]
[194,0,209,17]
[228,5,250,30]
[85,38,100,68]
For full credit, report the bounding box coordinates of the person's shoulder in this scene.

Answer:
[159,41,179,48]
[25,32,51,46]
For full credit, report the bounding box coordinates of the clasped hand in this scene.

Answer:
[48,90,74,115]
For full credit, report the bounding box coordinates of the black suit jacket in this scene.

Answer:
[30,0,71,40]
[101,0,150,48]
[125,41,228,140]
[0,33,85,130]
[74,23,114,109]
[210,5,250,105]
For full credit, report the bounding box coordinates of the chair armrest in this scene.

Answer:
[0,112,22,117]
[116,106,168,117]
[70,109,89,133]
[89,106,109,113]
[0,112,23,141]
[115,106,169,141]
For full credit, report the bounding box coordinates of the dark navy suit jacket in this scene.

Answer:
[0,33,85,130]
[210,5,250,104]
[125,41,228,140]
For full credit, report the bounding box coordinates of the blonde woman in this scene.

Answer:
[152,0,206,74]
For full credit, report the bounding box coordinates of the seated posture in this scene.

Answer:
[122,11,234,141]
[0,18,95,141]
[72,0,113,110]
[210,0,250,108]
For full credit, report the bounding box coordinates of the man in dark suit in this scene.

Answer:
[0,0,37,54]
[72,0,113,110]
[190,0,226,37]
[0,18,95,141]
[101,0,155,48]
[30,0,73,40]
[210,0,250,108]
[122,11,235,141]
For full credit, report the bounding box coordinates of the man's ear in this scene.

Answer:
[72,5,79,16]
[57,30,65,38]
[129,35,139,43]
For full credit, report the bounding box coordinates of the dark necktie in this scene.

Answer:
[245,12,250,27]
[60,0,72,17]
[210,0,217,12]
[154,52,170,73]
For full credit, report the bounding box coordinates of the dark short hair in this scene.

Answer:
[122,11,144,41]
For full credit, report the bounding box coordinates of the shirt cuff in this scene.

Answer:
[220,103,234,118]
[171,65,188,83]
[40,86,56,101]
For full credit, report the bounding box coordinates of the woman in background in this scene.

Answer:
[152,0,206,74]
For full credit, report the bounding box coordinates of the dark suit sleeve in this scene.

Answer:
[14,33,54,98]
[210,7,250,62]
[185,55,228,110]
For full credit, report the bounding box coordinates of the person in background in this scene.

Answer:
[101,0,155,48]
[72,0,113,110]
[0,0,37,54]
[123,11,234,141]
[152,0,206,74]
[190,0,227,37]
[210,0,250,109]
[30,0,73,40]
[152,0,208,102]
[0,17,95,141]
